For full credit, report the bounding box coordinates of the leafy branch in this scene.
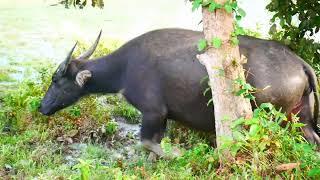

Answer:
[266,0,320,73]
[194,0,246,49]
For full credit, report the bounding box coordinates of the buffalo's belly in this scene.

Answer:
[166,97,215,132]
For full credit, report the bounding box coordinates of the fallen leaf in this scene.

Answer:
[276,163,300,172]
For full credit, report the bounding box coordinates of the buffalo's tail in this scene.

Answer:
[302,61,320,134]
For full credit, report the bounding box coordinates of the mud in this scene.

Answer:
[62,116,142,167]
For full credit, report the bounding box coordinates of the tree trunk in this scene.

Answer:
[197,1,252,148]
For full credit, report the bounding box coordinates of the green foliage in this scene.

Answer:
[191,0,245,21]
[266,0,320,74]
[0,127,66,178]
[192,0,247,49]
[224,3,233,13]
[231,36,239,45]
[69,105,81,118]
[61,0,104,9]
[197,38,207,51]
[0,69,16,82]
[109,96,141,124]
[211,37,222,48]
[160,137,173,155]
[192,0,203,11]
[219,103,320,178]
[208,1,222,12]
[234,77,256,100]
[105,120,118,135]
[230,23,245,45]
[73,159,93,180]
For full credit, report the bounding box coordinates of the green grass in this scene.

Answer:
[0,68,18,82]
[0,72,12,82]
[108,96,141,124]
[0,1,319,179]
[1,59,319,179]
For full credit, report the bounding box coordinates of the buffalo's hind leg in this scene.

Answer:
[298,93,320,146]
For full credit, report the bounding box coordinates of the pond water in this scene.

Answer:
[0,0,200,68]
[0,0,202,87]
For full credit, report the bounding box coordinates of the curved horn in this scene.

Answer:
[78,30,102,60]
[59,42,78,75]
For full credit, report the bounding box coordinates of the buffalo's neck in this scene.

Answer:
[83,53,127,94]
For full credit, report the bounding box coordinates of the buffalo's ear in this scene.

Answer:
[76,70,92,87]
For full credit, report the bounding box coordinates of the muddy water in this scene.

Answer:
[0,0,199,70]
[64,116,141,166]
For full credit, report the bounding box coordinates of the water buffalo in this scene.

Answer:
[39,28,320,156]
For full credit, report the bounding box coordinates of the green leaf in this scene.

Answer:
[231,36,239,45]
[235,15,242,21]
[245,117,259,125]
[208,1,219,12]
[249,124,260,136]
[235,26,245,35]
[192,0,202,12]
[160,137,173,155]
[202,0,210,6]
[234,77,244,84]
[237,8,246,17]
[260,103,273,110]
[236,89,246,96]
[243,83,253,90]
[232,117,245,128]
[280,18,285,27]
[258,141,269,151]
[230,143,241,156]
[224,4,233,13]
[308,168,320,177]
[211,37,222,48]
[244,94,255,100]
[292,123,306,128]
[230,1,238,9]
[253,108,261,117]
[197,39,207,51]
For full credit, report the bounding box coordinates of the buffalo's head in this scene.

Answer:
[39,31,102,115]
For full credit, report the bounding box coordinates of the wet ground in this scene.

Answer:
[62,117,142,167]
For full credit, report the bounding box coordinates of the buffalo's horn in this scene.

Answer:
[78,30,102,60]
[60,42,78,75]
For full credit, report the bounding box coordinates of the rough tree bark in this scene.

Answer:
[197,0,252,148]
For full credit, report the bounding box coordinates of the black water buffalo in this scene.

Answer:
[39,28,320,155]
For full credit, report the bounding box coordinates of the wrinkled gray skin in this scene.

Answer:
[40,29,320,156]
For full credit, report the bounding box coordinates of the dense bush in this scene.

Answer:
[266,0,320,75]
